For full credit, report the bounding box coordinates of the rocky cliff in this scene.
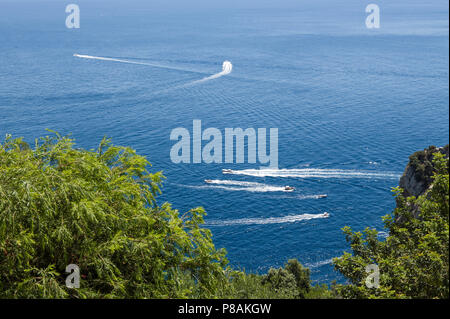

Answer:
[396,144,449,220]
[399,144,449,199]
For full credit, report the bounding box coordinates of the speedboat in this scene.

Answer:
[204,179,213,184]
[323,212,330,218]
[222,169,233,174]
[317,194,327,199]
[284,186,295,191]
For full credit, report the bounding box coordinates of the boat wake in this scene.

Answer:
[175,180,328,196]
[73,54,232,87]
[182,182,292,193]
[223,168,401,179]
[73,53,204,74]
[185,61,233,86]
[204,179,272,187]
[205,212,330,226]
[305,258,334,269]
[298,194,328,199]
[211,185,289,192]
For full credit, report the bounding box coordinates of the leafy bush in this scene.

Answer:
[0,132,228,298]
[219,260,331,299]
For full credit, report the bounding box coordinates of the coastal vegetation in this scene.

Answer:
[408,145,449,185]
[333,150,449,298]
[0,132,448,298]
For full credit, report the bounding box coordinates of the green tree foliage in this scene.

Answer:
[220,259,329,299]
[333,152,449,298]
[261,259,309,298]
[0,132,229,298]
[263,259,311,298]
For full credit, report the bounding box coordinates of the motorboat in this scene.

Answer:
[323,212,330,218]
[204,179,213,184]
[317,194,327,199]
[284,186,295,191]
[222,169,233,174]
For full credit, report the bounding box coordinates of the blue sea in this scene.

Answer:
[1,0,448,283]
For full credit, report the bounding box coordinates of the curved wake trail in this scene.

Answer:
[224,168,401,179]
[184,61,233,86]
[205,213,329,226]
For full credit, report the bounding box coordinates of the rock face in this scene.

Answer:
[399,165,429,199]
[397,145,449,220]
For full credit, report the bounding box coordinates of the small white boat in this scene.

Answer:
[284,186,295,191]
[222,169,233,174]
[317,194,327,199]
[204,179,213,184]
[323,212,330,218]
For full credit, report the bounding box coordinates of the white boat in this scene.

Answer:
[204,179,213,184]
[222,169,233,174]
[323,212,330,217]
[284,186,295,191]
[317,194,327,199]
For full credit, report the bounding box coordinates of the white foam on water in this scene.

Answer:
[74,54,232,87]
[215,185,289,192]
[185,184,291,193]
[73,53,204,74]
[185,60,233,86]
[378,231,389,239]
[205,179,264,187]
[297,194,328,199]
[176,180,328,195]
[206,212,329,226]
[223,168,401,179]
[180,179,293,193]
[305,258,335,269]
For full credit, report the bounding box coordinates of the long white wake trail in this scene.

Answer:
[180,180,291,193]
[224,168,401,180]
[73,54,204,74]
[205,180,263,187]
[206,213,329,226]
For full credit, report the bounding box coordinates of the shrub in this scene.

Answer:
[0,132,228,298]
